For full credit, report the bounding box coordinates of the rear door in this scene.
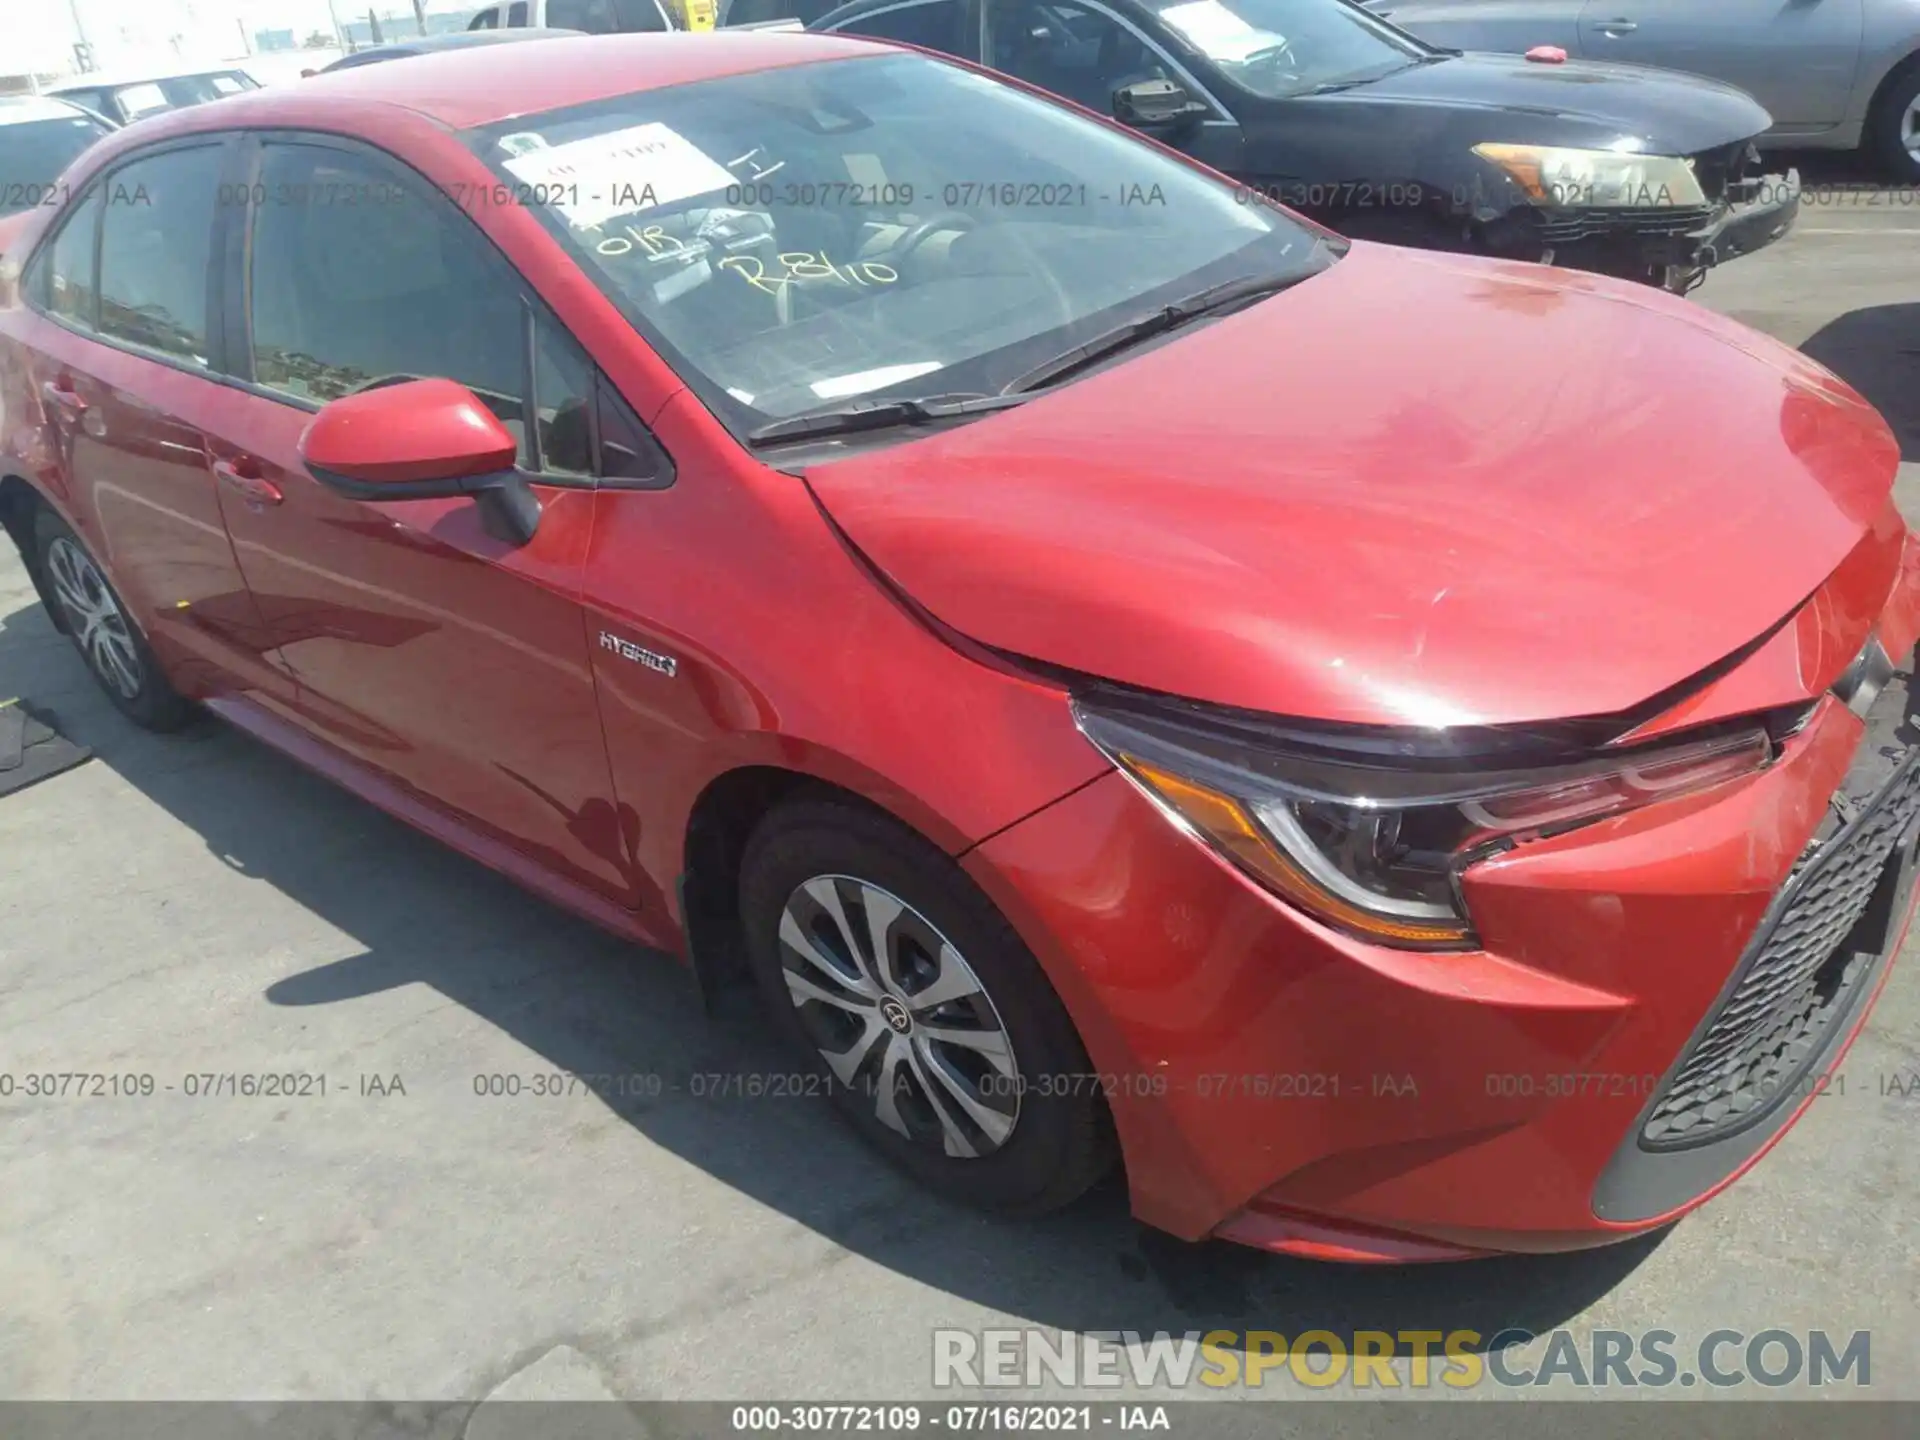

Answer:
[1576,0,1865,132]
[196,133,639,903]
[13,137,285,702]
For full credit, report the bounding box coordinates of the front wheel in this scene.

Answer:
[739,798,1116,1215]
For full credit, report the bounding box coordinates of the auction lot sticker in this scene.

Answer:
[502,123,736,229]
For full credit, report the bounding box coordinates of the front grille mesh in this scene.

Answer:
[1539,206,1712,243]
[1641,704,1920,1148]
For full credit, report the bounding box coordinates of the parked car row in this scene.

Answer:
[0,32,1914,1265]
[10,0,1915,289]
[801,0,1804,291]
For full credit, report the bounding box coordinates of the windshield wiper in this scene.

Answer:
[1309,54,1449,94]
[746,391,1028,446]
[1002,273,1309,396]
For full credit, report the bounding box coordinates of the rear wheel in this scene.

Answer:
[33,508,193,731]
[739,798,1115,1214]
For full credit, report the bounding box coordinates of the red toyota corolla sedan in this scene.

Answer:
[1,33,1914,1263]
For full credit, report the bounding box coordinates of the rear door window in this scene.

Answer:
[94,144,223,366]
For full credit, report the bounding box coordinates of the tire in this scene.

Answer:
[33,506,193,731]
[740,798,1116,1215]
[1868,60,1920,184]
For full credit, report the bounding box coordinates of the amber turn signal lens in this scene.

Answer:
[1116,755,1477,949]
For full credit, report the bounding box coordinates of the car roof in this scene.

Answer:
[118,32,894,134]
[0,95,104,125]
[48,65,254,93]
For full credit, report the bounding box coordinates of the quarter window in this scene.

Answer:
[95,145,223,365]
[35,187,103,327]
[533,323,596,477]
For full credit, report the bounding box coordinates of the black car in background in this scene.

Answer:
[803,0,1800,290]
[0,97,116,218]
[315,28,586,71]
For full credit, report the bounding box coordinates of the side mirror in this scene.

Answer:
[1113,77,1208,130]
[299,377,542,545]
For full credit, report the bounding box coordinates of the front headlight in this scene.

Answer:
[1072,690,1774,951]
[1473,142,1707,209]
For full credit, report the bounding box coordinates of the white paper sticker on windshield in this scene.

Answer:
[502,123,736,230]
[811,362,944,400]
[1159,0,1283,62]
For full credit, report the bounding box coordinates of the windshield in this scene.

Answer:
[467,52,1327,438]
[0,113,112,215]
[1143,0,1426,98]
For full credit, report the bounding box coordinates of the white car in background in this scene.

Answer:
[45,67,261,127]
[0,97,116,219]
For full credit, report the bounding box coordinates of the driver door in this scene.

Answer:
[980,0,1246,174]
[196,133,638,905]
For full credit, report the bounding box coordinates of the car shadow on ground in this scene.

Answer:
[0,590,1671,1354]
[1800,304,1920,464]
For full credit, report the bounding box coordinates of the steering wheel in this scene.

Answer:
[883,209,977,264]
[1242,38,1301,74]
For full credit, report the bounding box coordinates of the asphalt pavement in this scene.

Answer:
[0,166,1916,1412]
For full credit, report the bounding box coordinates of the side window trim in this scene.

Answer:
[228,129,676,492]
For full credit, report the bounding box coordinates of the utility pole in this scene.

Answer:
[66,0,97,72]
[412,0,428,36]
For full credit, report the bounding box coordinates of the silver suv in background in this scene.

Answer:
[1372,0,1920,180]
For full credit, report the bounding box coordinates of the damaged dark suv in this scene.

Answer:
[808,0,1798,291]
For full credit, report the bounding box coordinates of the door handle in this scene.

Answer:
[212,458,284,507]
[1593,19,1638,34]
[40,379,87,416]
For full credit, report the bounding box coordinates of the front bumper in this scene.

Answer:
[1498,167,1800,281]
[963,551,1917,1260]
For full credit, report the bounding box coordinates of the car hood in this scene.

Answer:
[803,244,1900,730]
[1316,51,1771,153]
